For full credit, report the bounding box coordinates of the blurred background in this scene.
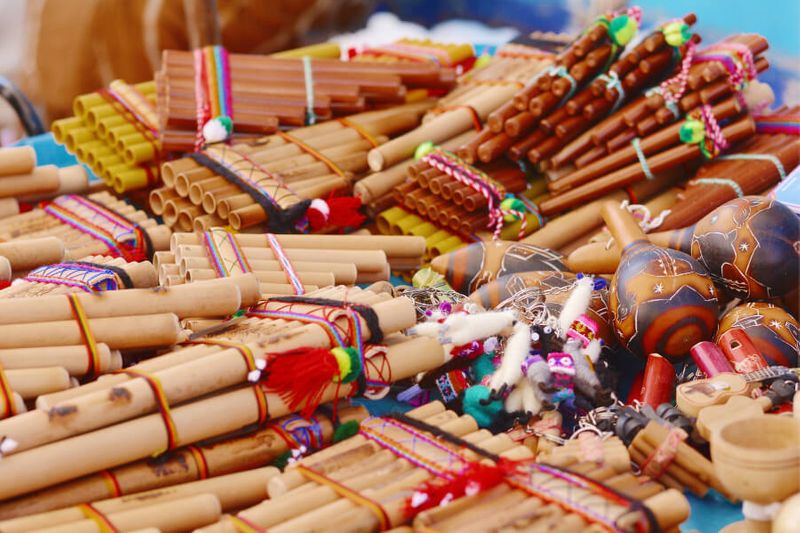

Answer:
[1,0,798,143]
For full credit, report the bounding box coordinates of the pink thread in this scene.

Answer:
[700,104,729,152]
[659,41,697,104]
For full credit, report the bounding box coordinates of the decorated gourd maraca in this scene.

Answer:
[602,201,719,361]
[568,197,800,299]
[468,270,614,346]
[717,302,799,368]
[688,196,800,299]
[429,240,568,294]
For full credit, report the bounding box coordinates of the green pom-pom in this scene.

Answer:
[272,451,292,470]
[500,196,526,222]
[471,353,497,382]
[610,15,637,46]
[463,385,502,428]
[662,22,691,47]
[333,420,360,443]
[414,141,436,160]
[680,119,705,144]
[474,54,492,70]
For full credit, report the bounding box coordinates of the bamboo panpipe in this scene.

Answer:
[0,336,445,500]
[53,81,159,192]
[0,406,366,519]
[0,468,277,531]
[0,344,120,376]
[539,115,756,215]
[0,164,89,200]
[550,98,743,193]
[1,256,157,298]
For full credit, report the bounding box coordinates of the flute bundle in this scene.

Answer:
[537,33,770,216]
[156,49,457,152]
[0,191,171,262]
[0,404,367,520]
[459,7,653,167]
[51,80,161,193]
[152,103,433,233]
[0,255,157,298]
[196,402,688,533]
[349,38,476,70]
[0,147,95,201]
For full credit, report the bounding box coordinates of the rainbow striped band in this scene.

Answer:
[194,45,234,149]
[203,228,252,277]
[67,293,102,379]
[115,368,180,456]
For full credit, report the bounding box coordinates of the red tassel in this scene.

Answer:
[404,461,509,517]
[263,347,340,418]
[307,196,366,232]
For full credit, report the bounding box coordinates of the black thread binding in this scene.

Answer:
[188,152,310,233]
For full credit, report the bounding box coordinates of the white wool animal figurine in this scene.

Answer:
[504,382,524,413]
[557,277,595,336]
[439,310,516,345]
[489,321,531,391]
[520,377,545,415]
[406,320,445,338]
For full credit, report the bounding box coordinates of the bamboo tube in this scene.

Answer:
[0,336,444,500]
[0,275,258,324]
[367,86,518,170]
[36,344,233,408]
[0,166,60,198]
[4,367,72,399]
[0,237,64,271]
[179,257,358,285]
[0,147,36,176]
[0,313,184,350]
[0,197,19,219]
[0,468,276,532]
[171,232,425,259]
[0,344,119,376]
[27,493,221,533]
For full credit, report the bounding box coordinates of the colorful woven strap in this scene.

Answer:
[116,368,180,456]
[99,469,123,498]
[203,227,253,277]
[695,42,757,90]
[78,503,119,533]
[0,365,16,419]
[186,445,211,479]
[24,262,130,293]
[194,45,234,149]
[266,233,305,295]
[639,427,687,480]
[275,131,347,178]
[295,464,391,529]
[44,195,151,262]
[228,514,267,533]
[252,383,271,426]
[67,294,102,378]
[338,118,380,148]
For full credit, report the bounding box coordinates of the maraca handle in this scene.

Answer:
[601,201,647,248]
